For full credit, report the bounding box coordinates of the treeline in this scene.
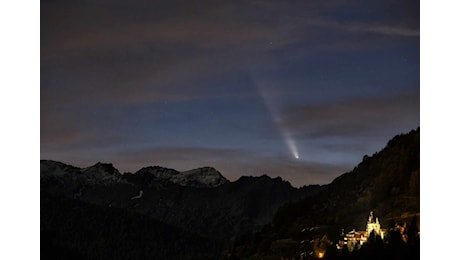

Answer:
[275,127,420,231]
[227,128,420,259]
[41,191,221,260]
[224,217,419,259]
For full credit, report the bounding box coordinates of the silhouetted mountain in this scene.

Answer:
[40,128,419,259]
[274,127,420,231]
[40,161,322,259]
[41,190,220,260]
[231,127,420,259]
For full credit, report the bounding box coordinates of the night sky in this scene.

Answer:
[41,0,419,186]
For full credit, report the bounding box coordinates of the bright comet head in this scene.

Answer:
[286,136,300,160]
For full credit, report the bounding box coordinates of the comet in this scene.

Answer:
[253,75,301,160]
[285,133,300,160]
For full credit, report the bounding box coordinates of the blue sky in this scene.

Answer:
[41,0,419,186]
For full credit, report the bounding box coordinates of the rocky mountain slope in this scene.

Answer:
[41,161,322,258]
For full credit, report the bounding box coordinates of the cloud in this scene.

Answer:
[306,19,419,37]
[41,10,300,106]
[40,104,141,153]
[278,91,419,142]
[41,0,419,107]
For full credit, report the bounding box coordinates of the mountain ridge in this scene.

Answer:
[229,127,420,258]
[40,127,420,259]
[41,159,323,254]
[41,160,230,188]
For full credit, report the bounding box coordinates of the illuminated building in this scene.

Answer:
[343,229,367,252]
[366,211,385,240]
[338,211,386,252]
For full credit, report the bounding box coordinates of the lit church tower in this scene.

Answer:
[366,211,385,240]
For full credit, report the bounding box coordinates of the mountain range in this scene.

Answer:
[40,127,419,259]
[41,160,322,259]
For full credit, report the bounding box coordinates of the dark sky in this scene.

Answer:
[41,0,419,186]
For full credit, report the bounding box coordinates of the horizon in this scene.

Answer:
[41,125,419,188]
[41,1,419,187]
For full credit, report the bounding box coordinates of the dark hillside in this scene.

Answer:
[274,128,419,230]
[41,191,220,260]
[41,162,322,258]
[231,128,420,258]
[40,128,419,259]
